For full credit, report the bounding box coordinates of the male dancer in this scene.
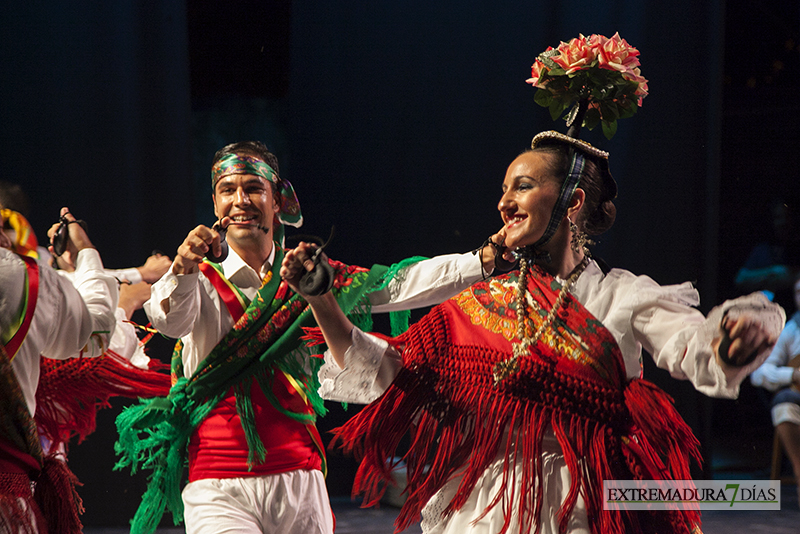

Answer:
[117,141,497,534]
[1,207,118,533]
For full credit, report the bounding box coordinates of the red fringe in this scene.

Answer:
[33,454,84,534]
[35,350,171,452]
[624,379,703,479]
[300,327,326,347]
[332,304,703,534]
[0,472,41,534]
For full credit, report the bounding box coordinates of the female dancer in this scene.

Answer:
[281,35,784,534]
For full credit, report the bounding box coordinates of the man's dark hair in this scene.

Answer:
[212,141,280,176]
[211,141,283,201]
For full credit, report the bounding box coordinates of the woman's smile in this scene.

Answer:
[498,151,560,250]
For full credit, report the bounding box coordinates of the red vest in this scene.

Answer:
[188,377,322,482]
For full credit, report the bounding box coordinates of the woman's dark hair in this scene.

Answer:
[530,144,617,235]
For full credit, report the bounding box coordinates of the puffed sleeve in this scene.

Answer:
[318,327,402,404]
[368,253,485,312]
[42,248,119,359]
[631,277,785,398]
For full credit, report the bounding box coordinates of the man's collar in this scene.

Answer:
[219,244,276,288]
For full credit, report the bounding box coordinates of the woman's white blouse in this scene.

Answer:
[319,260,786,404]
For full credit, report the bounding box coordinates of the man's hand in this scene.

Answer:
[280,242,320,298]
[716,312,778,367]
[173,219,228,275]
[281,242,354,367]
[118,281,153,320]
[46,207,94,267]
[138,253,172,283]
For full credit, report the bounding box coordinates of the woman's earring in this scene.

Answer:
[569,218,593,254]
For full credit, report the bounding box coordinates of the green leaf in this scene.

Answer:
[602,119,618,139]
[599,101,619,123]
[549,101,564,121]
[534,88,553,107]
[618,101,637,119]
[584,108,601,131]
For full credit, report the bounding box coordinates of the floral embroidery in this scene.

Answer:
[455,277,518,340]
[456,272,615,383]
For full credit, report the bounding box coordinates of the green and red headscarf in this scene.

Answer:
[212,153,303,230]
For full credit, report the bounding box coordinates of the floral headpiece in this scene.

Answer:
[522,33,643,260]
[527,32,648,140]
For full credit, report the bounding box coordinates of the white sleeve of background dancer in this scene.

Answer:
[106,267,143,285]
[109,307,150,369]
[42,248,119,359]
[750,323,797,392]
[368,253,485,312]
[318,327,402,404]
[144,267,203,339]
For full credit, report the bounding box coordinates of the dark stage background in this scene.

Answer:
[1,0,798,528]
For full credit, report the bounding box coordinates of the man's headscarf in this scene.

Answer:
[211,154,303,229]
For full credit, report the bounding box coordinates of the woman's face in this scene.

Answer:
[498,151,561,250]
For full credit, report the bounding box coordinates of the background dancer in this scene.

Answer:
[1,206,118,534]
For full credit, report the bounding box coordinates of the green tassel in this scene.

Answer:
[234,380,267,468]
[389,309,411,336]
[114,379,220,533]
[371,255,428,291]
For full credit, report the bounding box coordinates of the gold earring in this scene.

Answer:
[569,218,593,254]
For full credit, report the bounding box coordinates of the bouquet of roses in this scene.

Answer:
[527,33,648,139]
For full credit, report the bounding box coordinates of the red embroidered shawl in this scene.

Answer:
[333,268,702,534]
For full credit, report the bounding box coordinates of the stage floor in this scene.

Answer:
[83,486,799,534]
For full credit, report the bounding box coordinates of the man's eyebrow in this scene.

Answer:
[217,176,268,187]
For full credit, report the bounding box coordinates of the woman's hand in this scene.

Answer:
[716,312,778,367]
[478,228,515,274]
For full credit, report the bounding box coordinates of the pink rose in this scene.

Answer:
[634,80,649,106]
[593,32,641,76]
[622,66,649,104]
[525,58,548,88]
[551,36,597,75]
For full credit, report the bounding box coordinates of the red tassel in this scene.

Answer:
[624,379,703,478]
[35,350,171,451]
[0,475,41,534]
[300,327,326,347]
[34,454,84,534]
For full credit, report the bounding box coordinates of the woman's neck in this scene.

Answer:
[533,228,586,279]
[537,250,585,279]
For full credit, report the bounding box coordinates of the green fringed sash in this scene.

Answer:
[371,255,428,336]
[114,248,394,534]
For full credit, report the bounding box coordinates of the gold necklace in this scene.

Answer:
[492,256,589,385]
